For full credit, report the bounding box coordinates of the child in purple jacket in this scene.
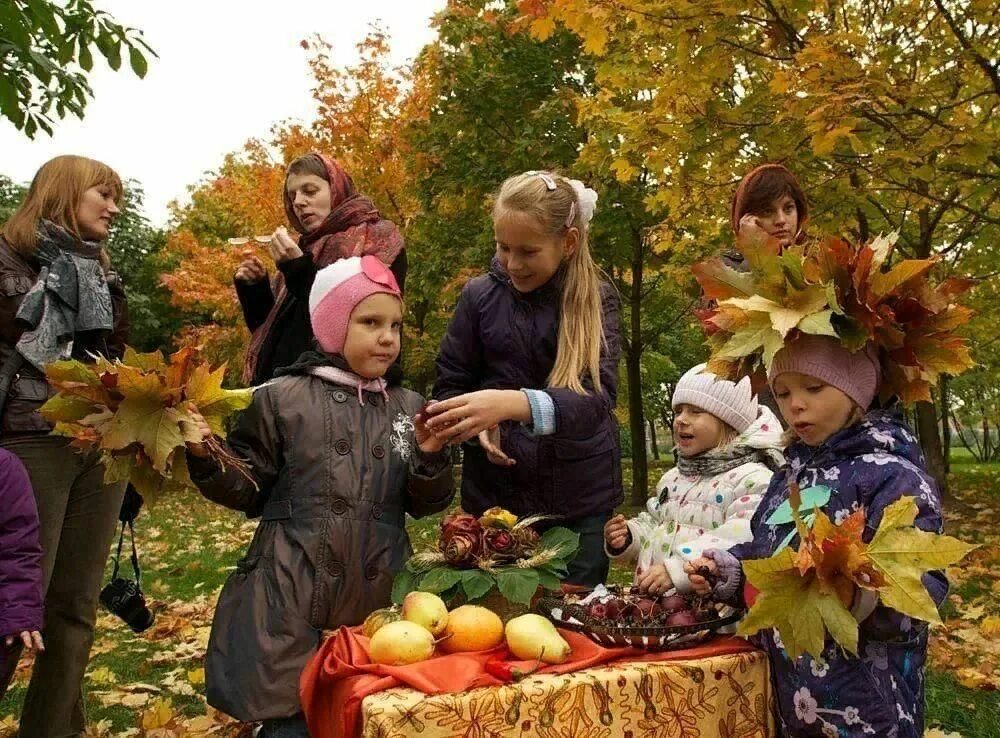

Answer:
[687,336,946,737]
[427,171,622,586]
[0,448,44,697]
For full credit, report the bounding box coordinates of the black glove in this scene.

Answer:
[118,484,144,523]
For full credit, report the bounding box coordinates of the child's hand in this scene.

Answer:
[479,426,515,467]
[604,514,631,552]
[415,403,448,454]
[4,631,43,652]
[636,563,672,596]
[182,406,214,459]
[684,557,718,596]
[423,390,529,445]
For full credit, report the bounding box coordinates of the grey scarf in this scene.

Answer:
[15,220,114,370]
[675,444,774,478]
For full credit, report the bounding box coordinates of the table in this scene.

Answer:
[361,649,774,737]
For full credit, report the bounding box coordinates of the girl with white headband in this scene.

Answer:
[426,170,622,585]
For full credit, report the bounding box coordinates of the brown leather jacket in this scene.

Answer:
[0,238,129,433]
[187,357,454,720]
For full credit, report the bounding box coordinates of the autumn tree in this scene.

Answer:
[398,0,590,391]
[161,28,421,378]
[519,0,1000,491]
[0,0,154,137]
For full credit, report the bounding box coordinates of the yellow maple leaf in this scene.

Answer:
[529,16,556,40]
[739,555,858,660]
[141,698,176,730]
[88,666,116,685]
[981,616,1000,636]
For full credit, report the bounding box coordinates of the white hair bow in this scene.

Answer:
[565,178,598,228]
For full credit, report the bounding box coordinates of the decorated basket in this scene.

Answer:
[534,587,743,651]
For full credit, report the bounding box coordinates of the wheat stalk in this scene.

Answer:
[513,514,558,530]
[513,547,561,569]
[410,551,447,570]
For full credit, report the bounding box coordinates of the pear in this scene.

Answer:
[402,591,449,636]
[504,614,571,664]
[368,621,436,665]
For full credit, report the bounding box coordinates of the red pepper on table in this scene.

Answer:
[485,656,543,683]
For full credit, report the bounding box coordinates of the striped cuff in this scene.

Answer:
[522,389,557,436]
[704,548,743,604]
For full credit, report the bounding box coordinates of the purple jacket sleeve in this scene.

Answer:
[0,451,43,636]
[433,282,485,401]
[544,284,622,440]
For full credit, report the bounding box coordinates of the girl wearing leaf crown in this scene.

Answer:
[186,256,453,736]
[685,230,974,736]
[603,365,783,596]
[426,170,622,586]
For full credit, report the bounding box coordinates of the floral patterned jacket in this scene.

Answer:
[728,410,947,737]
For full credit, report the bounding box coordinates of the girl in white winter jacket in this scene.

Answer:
[604,364,784,595]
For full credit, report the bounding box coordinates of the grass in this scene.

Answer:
[1,460,996,735]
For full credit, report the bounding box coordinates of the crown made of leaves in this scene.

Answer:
[692,233,975,405]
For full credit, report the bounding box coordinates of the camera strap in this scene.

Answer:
[110,519,142,583]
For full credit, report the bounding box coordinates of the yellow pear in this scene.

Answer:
[401,591,449,636]
[368,621,435,665]
[505,614,571,664]
[440,605,504,653]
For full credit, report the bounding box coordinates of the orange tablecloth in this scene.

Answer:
[301,628,774,737]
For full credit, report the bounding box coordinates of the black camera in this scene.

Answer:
[100,576,154,633]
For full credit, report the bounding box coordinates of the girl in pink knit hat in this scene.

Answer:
[604,364,783,596]
[184,256,453,736]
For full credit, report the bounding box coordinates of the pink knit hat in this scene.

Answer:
[768,334,880,410]
[308,255,401,355]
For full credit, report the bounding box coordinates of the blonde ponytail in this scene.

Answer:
[493,171,606,395]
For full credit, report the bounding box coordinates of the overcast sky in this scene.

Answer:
[0,0,444,226]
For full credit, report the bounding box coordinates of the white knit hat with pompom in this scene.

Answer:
[672,363,759,433]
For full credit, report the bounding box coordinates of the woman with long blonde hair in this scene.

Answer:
[0,155,130,737]
[427,170,622,585]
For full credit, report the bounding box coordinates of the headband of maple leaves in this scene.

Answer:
[692,233,975,405]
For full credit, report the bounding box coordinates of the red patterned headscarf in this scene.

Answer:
[243,153,404,383]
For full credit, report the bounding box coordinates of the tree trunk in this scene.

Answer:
[911,205,948,494]
[940,377,951,475]
[916,401,949,496]
[627,232,648,506]
[648,418,660,461]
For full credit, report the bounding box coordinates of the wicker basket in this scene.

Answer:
[534,592,743,651]
[446,588,535,622]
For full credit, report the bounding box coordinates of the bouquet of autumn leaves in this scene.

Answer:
[392,507,579,608]
[39,346,254,500]
[738,483,977,660]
